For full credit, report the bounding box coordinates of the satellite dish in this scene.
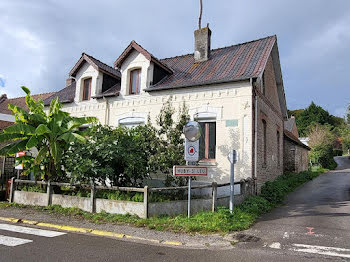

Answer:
[184,121,202,142]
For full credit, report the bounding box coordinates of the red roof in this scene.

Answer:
[0,92,55,115]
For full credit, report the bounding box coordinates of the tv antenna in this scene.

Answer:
[198,0,203,29]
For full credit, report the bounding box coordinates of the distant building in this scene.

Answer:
[284,117,310,173]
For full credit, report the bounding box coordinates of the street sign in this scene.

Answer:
[15,151,25,170]
[228,150,238,164]
[173,165,208,176]
[185,140,199,162]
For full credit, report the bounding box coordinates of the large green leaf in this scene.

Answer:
[50,141,63,165]
[8,104,29,123]
[0,133,26,143]
[49,98,61,116]
[34,147,48,165]
[26,136,38,149]
[7,139,29,155]
[3,123,36,135]
[58,132,86,144]
[21,86,30,95]
[35,124,51,136]
[29,113,46,124]
[67,117,97,130]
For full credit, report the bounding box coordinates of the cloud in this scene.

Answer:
[0,0,349,116]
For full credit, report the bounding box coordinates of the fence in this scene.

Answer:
[9,178,252,218]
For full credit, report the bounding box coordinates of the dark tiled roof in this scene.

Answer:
[284,130,311,150]
[114,41,173,74]
[93,83,120,98]
[43,82,76,106]
[70,53,121,79]
[0,92,55,114]
[146,35,276,91]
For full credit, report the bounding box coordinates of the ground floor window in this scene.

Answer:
[199,122,216,160]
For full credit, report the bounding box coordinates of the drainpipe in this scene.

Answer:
[103,97,109,125]
[251,78,258,195]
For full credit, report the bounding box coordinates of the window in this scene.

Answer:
[262,120,267,166]
[119,117,145,129]
[277,130,280,167]
[199,122,216,160]
[82,78,92,101]
[129,69,141,95]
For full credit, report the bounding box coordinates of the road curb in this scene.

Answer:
[0,216,190,248]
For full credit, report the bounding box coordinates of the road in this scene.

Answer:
[0,156,349,261]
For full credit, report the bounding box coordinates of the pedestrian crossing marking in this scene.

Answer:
[0,235,32,247]
[0,223,66,238]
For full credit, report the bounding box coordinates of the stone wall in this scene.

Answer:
[284,138,309,173]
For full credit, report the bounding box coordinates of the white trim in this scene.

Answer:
[0,113,15,122]
[189,105,222,121]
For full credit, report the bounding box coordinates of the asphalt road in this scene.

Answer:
[0,156,349,261]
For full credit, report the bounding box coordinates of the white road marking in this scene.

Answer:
[269,242,281,249]
[291,244,350,259]
[0,224,66,238]
[0,235,32,247]
[283,232,289,239]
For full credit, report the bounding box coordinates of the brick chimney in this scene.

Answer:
[0,94,7,104]
[194,24,211,62]
[66,77,75,87]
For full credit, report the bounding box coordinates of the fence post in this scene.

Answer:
[9,177,15,203]
[211,182,217,212]
[143,186,148,219]
[46,180,52,206]
[90,180,96,213]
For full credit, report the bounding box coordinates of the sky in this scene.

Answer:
[0,0,349,117]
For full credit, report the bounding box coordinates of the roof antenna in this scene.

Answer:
[198,0,203,29]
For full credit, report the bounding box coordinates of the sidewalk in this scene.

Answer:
[0,204,236,250]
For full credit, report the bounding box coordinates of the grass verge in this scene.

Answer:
[0,168,326,234]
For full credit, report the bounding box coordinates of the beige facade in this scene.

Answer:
[42,34,302,193]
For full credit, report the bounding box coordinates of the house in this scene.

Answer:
[284,117,310,172]
[3,25,310,193]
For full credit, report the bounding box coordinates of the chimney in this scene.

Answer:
[194,23,211,62]
[66,77,75,87]
[0,94,7,104]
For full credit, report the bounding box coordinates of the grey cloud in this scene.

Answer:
[0,0,349,116]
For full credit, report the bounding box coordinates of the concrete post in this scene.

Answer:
[46,180,52,206]
[143,186,148,219]
[9,177,15,203]
[90,180,96,213]
[211,182,217,212]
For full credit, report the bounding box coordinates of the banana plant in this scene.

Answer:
[0,86,96,180]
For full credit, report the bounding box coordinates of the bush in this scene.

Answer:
[310,144,337,169]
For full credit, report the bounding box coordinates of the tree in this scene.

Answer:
[346,104,350,125]
[152,98,189,186]
[294,102,332,137]
[0,86,96,180]
[64,124,158,187]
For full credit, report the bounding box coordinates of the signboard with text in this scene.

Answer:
[173,165,208,176]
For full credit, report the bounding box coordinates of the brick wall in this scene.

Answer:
[253,54,284,191]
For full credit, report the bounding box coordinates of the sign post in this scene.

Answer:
[180,121,202,218]
[228,150,237,214]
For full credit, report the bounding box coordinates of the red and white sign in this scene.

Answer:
[173,166,208,176]
[15,151,26,170]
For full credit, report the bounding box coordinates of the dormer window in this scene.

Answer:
[129,69,141,95]
[82,78,92,101]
